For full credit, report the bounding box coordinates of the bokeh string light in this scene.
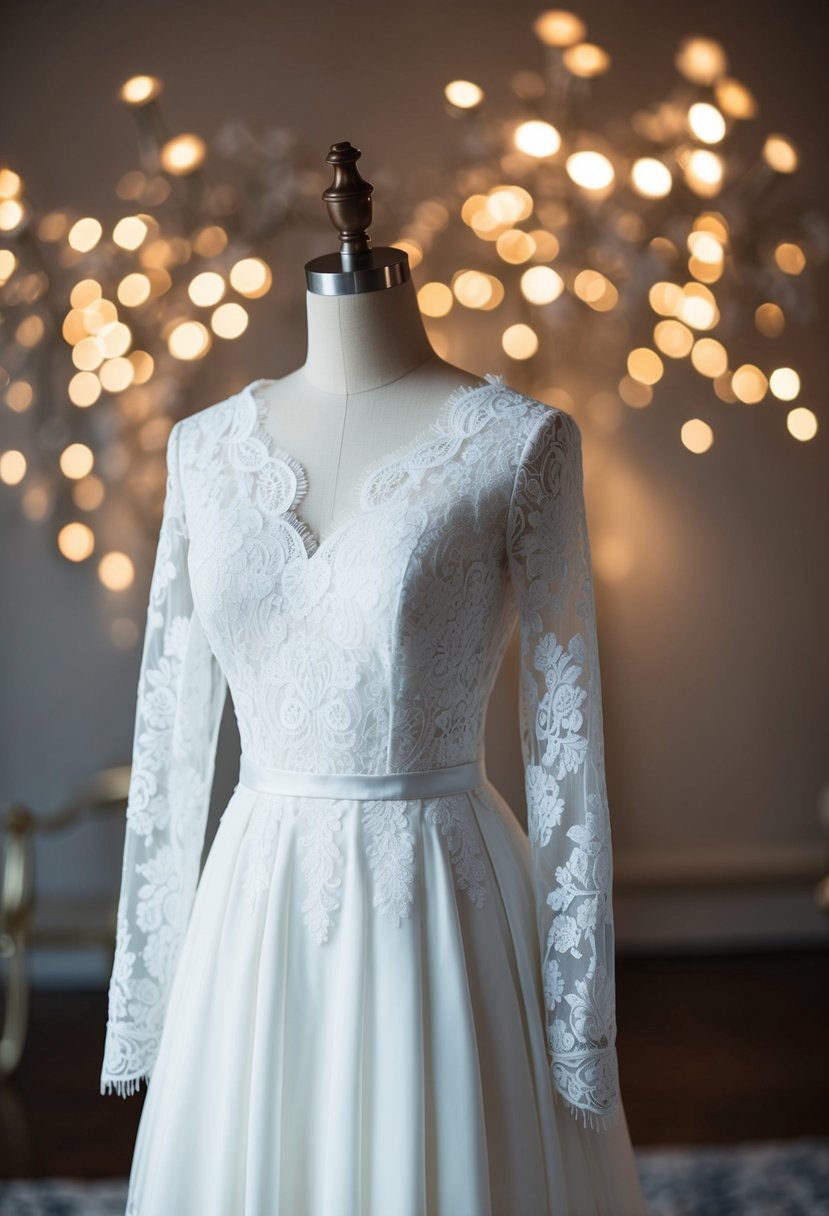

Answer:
[1,13,826,612]
[0,80,339,590]
[400,9,826,453]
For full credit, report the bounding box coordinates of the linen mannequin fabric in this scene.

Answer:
[100,371,646,1215]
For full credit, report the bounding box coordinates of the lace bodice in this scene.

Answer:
[100,372,621,1132]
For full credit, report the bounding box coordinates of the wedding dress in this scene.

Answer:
[100,371,646,1215]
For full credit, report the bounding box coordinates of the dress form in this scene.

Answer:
[258,141,483,547]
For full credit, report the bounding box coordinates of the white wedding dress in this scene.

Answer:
[100,371,646,1215]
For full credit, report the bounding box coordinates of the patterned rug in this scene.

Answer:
[0,1137,827,1215]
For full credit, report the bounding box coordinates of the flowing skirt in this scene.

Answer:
[124,779,646,1216]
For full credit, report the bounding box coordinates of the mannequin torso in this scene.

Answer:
[259,278,485,547]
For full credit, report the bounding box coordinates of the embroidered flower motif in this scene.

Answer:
[424,795,487,909]
[363,799,416,925]
[509,406,620,1129]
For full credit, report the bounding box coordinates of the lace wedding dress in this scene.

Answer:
[100,371,646,1215]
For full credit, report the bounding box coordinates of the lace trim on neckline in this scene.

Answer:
[236,372,507,559]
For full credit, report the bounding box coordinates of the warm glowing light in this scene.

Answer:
[117,273,152,308]
[461,195,488,227]
[160,134,206,176]
[81,298,118,334]
[774,242,806,274]
[0,168,22,198]
[0,248,18,283]
[417,282,453,317]
[119,75,162,106]
[98,551,135,591]
[533,10,586,46]
[6,381,33,412]
[486,186,533,223]
[70,279,102,309]
[453,270,495,309]
[563,42,610,77]
[113,216,149,249]
[731,364,768,404]
[60,443,94,479]
[675,37,727,85]
[37,210,68,243]
[755,302,785,337]
[167,320,211,360]
[21,485,49,521]
[229,257,272,298]
[763,135,798,174]
[681,418,714,453]
[677,283,718,330]
[694,213,729,241]
[100,357,135,393]
[687,102,726,144]
[715,78,757,120]
[73,476,105,510]
[0,200,25,231]
[769,368,800,400]
[58,521,95,561]
[99,320,132,358]
[690,338,727,378]
[188,271,225,307]
[451,272,503,311]
[129,350,155,384]
[72,336,104,371]
[649,281,683,316]
[192,225,228,256]
[630,158,672,199]
[687,231,724,265]
[514,120,561,158]
[627,348,664,385]
[496,229,536,263]
[211,302,249,338]
[787,407,818,441]
[520,265,565,304]
[618,376,653,408]
[15,315,45,347]
[502,323,539,360]
[654,319,693,358]
[566,150,614,191]
[444,80,484,109]
[68,371,102,406]
[528,229,559,260]
[712,372,735,402]
[574,270,618,310]
[68,217,103,252]
[682,149,724,197]
[0,449,26,485]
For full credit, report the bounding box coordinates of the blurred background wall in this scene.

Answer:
[1,0,827,986]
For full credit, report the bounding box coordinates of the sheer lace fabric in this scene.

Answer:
[101,372,621,1133]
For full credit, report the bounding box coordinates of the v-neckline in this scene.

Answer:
[240,372,506,560]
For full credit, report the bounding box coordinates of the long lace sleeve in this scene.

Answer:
[100,420,227,1097]
[506,406,621,1132]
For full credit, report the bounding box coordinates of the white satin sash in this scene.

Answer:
[238,754,487,800]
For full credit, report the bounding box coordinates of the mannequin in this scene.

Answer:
[257,141,484,547]
[102,141,647,1216]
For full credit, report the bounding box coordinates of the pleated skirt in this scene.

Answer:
[124,779,646,1216]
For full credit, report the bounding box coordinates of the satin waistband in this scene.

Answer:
[238,754,487,800]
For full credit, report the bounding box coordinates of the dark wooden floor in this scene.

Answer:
[1,947,827,1178]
